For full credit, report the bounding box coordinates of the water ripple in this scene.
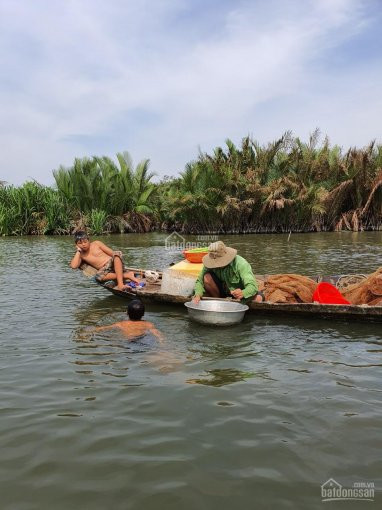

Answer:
[1,233,382,510]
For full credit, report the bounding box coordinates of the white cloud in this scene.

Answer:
[0,0,381,185]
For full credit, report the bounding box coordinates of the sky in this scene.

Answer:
[0,0,381,185]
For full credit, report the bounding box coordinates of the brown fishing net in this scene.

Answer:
[341,268,382,305]
[263,274,317,303]
[258,269,382,305]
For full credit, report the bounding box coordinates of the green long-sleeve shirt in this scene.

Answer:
[194,255,258,301]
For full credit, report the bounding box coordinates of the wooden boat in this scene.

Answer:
[94,268,382,322]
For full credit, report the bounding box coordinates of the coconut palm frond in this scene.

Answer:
[324,179,353,206]
[361,169,382,216]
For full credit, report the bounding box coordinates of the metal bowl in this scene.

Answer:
[184,299,249,326]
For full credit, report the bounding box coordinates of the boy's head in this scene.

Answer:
[74,230,90,250]
[127,300,145,320]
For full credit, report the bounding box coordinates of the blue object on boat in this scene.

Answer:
[126,281,145,289]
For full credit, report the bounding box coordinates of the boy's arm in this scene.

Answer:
[70,248,82,269]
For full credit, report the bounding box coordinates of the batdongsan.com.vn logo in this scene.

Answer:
[164,232,218,251]
[321,478,374,502]
[165,232,186,251]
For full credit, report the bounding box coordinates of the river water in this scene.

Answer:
[1,232,381,509]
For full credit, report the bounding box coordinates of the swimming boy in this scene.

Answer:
[94,300,163,342]
[70,230,140,291]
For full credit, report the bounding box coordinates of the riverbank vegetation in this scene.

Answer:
[1,131,382,235]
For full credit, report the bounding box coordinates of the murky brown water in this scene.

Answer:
[1,232,381,509]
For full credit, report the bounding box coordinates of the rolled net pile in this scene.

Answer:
[263,274,317,303]
[341,268,382,305]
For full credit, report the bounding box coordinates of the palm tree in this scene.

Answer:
[53,151,157,232]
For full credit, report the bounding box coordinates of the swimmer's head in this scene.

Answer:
[127,300,145,321]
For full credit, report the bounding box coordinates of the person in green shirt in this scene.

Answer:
[192,241,264,304]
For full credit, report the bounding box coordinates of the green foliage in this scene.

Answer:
[2,135,382,235]
[53,151,156,227]
[163,132,382,233]
[1,150,158,235]
[88,209,107,235]
[0,182,71,235]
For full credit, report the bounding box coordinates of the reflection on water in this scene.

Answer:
[73,295,120,326]
[186,368,270,386]
[1,232,382,510]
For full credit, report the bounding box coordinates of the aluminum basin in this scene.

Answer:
[185,299,249,325]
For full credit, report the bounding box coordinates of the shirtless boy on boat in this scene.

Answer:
[94,300,163,342]
[70,231,140,291]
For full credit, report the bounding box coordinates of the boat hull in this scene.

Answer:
[96,279,382,322]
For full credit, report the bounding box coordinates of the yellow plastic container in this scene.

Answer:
[169,260,203,278]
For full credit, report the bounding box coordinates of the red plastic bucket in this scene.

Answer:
[313,282,350,305]
[182,250,208,263]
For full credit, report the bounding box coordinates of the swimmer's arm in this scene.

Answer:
[94,322,124,332]
[76,323,122,342]
[149,325,164,344]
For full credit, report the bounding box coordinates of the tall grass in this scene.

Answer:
[0,182,71,235]
[87,209,107,235]
[1,134,382,235]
